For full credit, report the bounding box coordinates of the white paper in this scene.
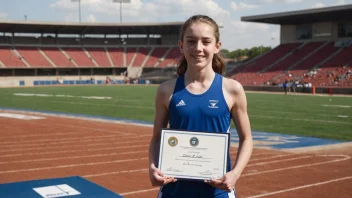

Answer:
[158,129,229,180]
[33,184,81,198]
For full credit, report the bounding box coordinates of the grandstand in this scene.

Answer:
[0,20,182,86]
[229,4,352,89]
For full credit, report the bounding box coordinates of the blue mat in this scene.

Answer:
[0,176,123,198]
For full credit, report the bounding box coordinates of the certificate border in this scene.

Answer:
[158,128,230,181]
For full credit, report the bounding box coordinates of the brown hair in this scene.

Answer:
[177,15,225,76]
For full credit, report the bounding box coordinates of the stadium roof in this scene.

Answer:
[0,20,183,35]
[241,4,352,25]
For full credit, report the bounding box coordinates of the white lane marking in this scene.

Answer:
[120,187,160,196]
[242,155,351,177]
[84,168,148,178]
[0,139,148,153]
[247,156,312,167]
[110,155,351,196]
[0,157,149,174]
[247,176,352,198]
[0,144,148,158]
[0,150,147,164]
[0,134,151,148]
[322,105,351,108]
[337,115,348,118]
[0,113,45,120]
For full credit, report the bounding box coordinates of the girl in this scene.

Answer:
[149,15,253,198]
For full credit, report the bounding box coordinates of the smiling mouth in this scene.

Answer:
[192,55,205,60]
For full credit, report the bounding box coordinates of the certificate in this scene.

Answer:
[158,129,230,181]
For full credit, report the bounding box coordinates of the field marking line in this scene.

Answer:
[112,155,351,196]
[2,97,153,110]
[0,132,91,139]
[0,139,148,153]
[84,168,148,178]
[249,154,296,162]
[0,149,238,164]
[247,156,312,167]
[0,144,149,158]
[251,115,352,125]
[0,109,154,128]
[0,150,147,164]
[120,187,160,196]
[0,157,149,174]
[242,155,350,177]
[247,176,352,198]
[28,121,138,135]
[0,134,151,148]
[0,154,326,175]
[322,105,351,108]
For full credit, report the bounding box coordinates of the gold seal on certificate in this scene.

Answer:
[158,129,230,181]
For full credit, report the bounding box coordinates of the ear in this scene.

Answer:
[215,41,222,54]
[178,40,184,54]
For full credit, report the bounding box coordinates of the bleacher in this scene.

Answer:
[0,46,180,68]
[230,40,352,87]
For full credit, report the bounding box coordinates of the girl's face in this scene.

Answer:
[179,22,221,71]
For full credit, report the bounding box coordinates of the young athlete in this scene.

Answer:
[148,15,253,198]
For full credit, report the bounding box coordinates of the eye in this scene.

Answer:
[187,40,195,44]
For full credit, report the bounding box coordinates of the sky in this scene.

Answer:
[0,0,351,51]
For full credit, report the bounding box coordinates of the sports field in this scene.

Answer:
[1,85,352,198]
[0,85,351,140]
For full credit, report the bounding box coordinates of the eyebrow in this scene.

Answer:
[185,36,213,40]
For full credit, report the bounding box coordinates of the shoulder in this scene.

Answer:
[157,78,177,95]
[156,78,177,106]
[222,76,245,96]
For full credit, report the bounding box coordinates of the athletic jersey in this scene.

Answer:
[158,73,235,198]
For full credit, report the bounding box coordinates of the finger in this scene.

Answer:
[163,177,176,185]
[204,180,218,189]
[152,168,164,177]
[210,178,224,186]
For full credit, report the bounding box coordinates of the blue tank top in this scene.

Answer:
[160,73,233,198]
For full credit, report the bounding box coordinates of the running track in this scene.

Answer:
[0,111,351,198]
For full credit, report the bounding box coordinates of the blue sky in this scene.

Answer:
[0,0,351,50]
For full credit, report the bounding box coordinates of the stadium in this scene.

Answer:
[0,3,351,198]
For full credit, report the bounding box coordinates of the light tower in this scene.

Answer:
[112,0,131,23]
[71,0,82,23]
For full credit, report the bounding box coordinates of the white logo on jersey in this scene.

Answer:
[208,100,219,108]
[176,100,186,107]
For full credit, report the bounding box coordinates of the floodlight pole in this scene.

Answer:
[79,0,81,23]
[71,0,81,23]
[120,0,122,23]
[113,0,131,23]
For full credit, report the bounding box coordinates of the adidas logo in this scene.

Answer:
[176,100,186,107]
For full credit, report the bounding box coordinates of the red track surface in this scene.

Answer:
[0,112,351,198]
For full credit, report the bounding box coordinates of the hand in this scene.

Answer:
[204,171,239,192]
[149,164,177,186]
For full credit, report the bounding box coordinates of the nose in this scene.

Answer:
[194,40,203,52]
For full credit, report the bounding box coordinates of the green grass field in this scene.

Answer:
[1,85,351,141]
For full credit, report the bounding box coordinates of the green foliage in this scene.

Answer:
[222,46,272,59]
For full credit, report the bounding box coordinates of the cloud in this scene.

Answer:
[0,12,8,19]
[49,0,279,50]
[261,0,303,3]
[231,2,259,11]
[87,14,97,23]
[312,2,325,8]
[335,0,345,5]
[50,0,231,24]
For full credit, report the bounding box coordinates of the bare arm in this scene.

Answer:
[149,84,169,168]
[230,82,253,177]
[148,81,177,186]
[206,80,253,192]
